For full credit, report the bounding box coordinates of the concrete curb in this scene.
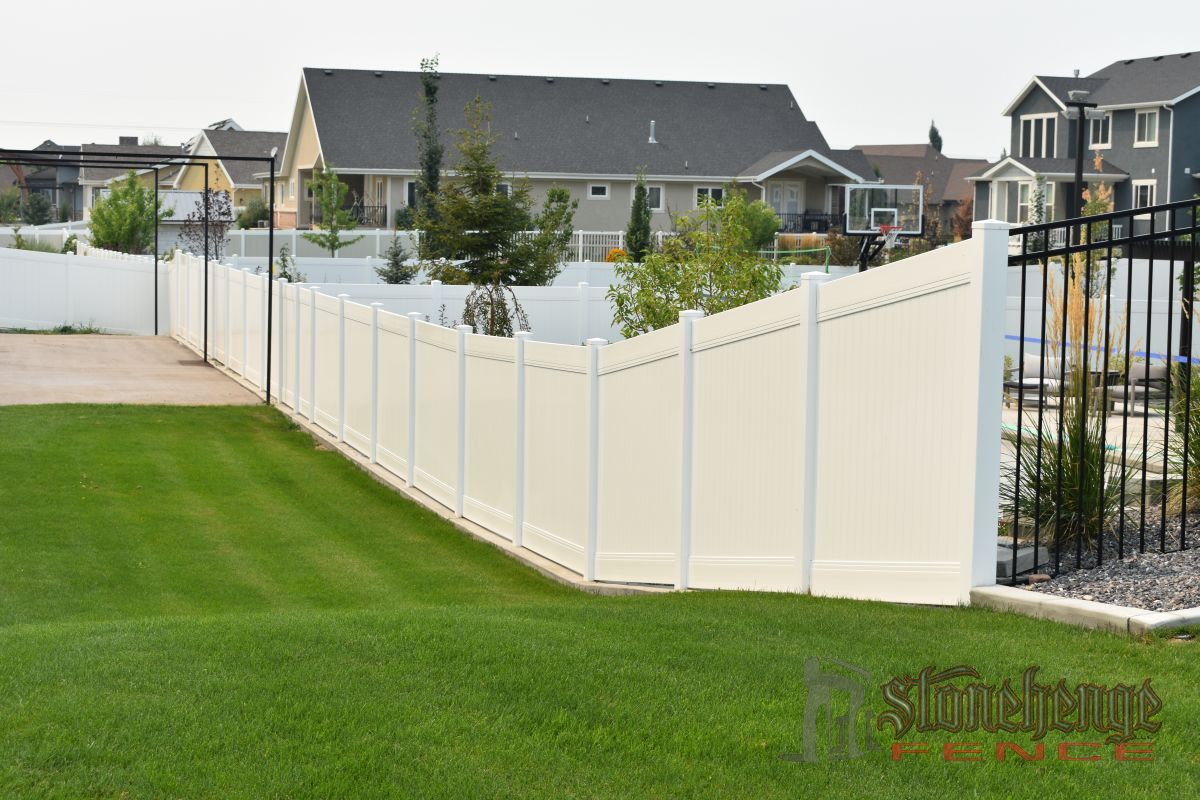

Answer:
[970,585,1200,635]
[204,355,669,598]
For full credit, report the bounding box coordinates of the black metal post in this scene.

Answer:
[154,167,159,336]
[266,152,276,405]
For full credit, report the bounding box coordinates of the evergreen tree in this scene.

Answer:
[413,56,443,229]
[302,164,364,257]
[626,168,652,261]
[928,119,943,153]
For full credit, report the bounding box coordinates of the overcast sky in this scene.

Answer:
[4,1,1196,159]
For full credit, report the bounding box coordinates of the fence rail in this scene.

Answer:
[167,223,1007,605]
[1004,199,1200,582]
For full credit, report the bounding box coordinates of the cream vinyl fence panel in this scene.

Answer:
[413,321,460,510]
[293,287,316,418]
[595,326,682,584]
[342,301,374,456]
[522,340,590,574]
[689,288,814,591]
[243,273,266,387]
[312,292,341,436]
[225,267,247,376]
[375,311,412,479]
[809,227,1006,605]
[463,335,518,538]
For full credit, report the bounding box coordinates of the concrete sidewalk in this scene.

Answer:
[0,334,259,406]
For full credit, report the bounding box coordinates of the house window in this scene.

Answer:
[588,183,609,199]
[1089,113,1111,149]
[643,184,664,212]
[406,180,418,207]
[1133,180,1156,210]
[1019,114,1057,159]
[1017,181,1054,223]
[695,186,725,207]
[288,179,295,199]
[1135,109,1159,147]
[497,183,511,198]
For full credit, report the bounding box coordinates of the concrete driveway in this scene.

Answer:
[0,334,259,405]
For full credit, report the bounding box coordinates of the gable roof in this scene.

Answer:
[78,143,183,184]
[299,67,854,179]
[201,129,286,186]
[1004,51,1200,114]
[967,155,1127,181]
[851,144,988,204]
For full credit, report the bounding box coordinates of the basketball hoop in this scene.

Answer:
[878,225,902,250]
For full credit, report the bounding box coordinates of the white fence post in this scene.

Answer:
[369,302,383,463]
[308,288,317,424]
[293,284,303,415]
[278,278,289,400]
[585,336,606,581]
[223,263,231,363]
[455,324,472,518]
[513,330,531,548]
[577,282,590,345]
[431,279,443,322]
[797,273,830,592]
[241,268,250,378]
[963,220,1010,596]
[337,293,349,442]
[677,309,703,589]
[406,311,423,487]
[261,275,270,393]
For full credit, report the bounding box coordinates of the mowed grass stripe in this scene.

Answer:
[0,405,1197,798]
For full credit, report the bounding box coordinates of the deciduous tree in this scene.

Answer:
[87,171,172,254]
[302,164,364,257]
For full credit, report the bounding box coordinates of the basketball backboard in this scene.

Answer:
[844,184,924,236]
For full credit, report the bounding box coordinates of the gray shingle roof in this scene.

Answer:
[1028,52,1200,109]
[851,144,988,204]
[203,129,286,185]
[78,143,184,184]
[967,156,1127,180]
[301,67,847,178]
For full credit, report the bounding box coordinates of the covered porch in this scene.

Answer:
[736,149,869,234]
[299,170,390,229]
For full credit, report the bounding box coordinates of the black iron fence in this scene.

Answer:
[778,211,837,234]
[1003,197,1200,582]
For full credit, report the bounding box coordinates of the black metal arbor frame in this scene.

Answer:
[0,147,277,403]
[1006,196,1200,582]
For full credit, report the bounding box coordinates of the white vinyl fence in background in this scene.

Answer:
[0,245,167,334]
[168,221,1007,605]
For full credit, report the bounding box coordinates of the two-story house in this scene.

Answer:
[265,67,874,232]
[969,51,1200,228]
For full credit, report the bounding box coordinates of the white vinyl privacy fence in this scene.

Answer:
[168,221,1008,604]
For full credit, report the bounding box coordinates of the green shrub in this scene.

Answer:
[21,193,52,226]
[236,197,269,230]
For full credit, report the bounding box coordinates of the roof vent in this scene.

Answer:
[373,71,382,77]
[1124,59,1135,65]
[1073,68,1080,78]
[585,115,590,123]
[601,79,610,85]
[1154,55,1164,61]
[323,69,333,75]
[706,82,715,88]
[488,75,497,81]
[759,84,768,90]
[514,131,519,140]
[1183,53,1193,59]
[648,120,657,144]
[654,80,663,87]
[545,77,554,83]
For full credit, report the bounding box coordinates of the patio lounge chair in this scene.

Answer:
[1107,363,1169,415]
[1004,353,1063,408]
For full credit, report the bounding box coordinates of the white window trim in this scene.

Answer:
[1089,112,1112,150]
[497,182,512,198]
[405,179,418,207]
[288,178,295,200]
[694,185,725,209]
[1132,179,1157,217]
[587,183,610,200]
[632,183,665,213]
[1019,112,1058,159]
[1016,179,1055,224]
[1134,109,1159,148]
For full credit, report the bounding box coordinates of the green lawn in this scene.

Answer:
[0,405,1196,799]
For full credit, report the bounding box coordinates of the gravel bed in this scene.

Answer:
[1024,511,1200,611]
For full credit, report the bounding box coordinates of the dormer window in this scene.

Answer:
[1019,113,1057,159]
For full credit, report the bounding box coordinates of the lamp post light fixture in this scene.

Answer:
[1061,89,1106,222]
